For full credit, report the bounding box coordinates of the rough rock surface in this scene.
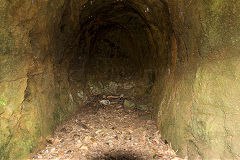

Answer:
[155,0,240,159]
[0,0,240,159]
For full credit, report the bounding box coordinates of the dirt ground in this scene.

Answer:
[32,98,183,160]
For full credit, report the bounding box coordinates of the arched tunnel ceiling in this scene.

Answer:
[76,1,153,71]
[58,0,172,71]
[58,0,171,50]
[78,0,155,28]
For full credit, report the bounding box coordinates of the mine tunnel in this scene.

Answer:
[65,0,170,110]
[0,0,240,159]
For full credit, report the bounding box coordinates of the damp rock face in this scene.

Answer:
[0,0,240,159]
[155,0,240,159]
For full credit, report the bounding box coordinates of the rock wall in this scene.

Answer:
[0,0,240,159]
[155,0,240,159]
[0,1,77,159]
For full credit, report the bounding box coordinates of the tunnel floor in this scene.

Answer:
[32,98,181,160]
